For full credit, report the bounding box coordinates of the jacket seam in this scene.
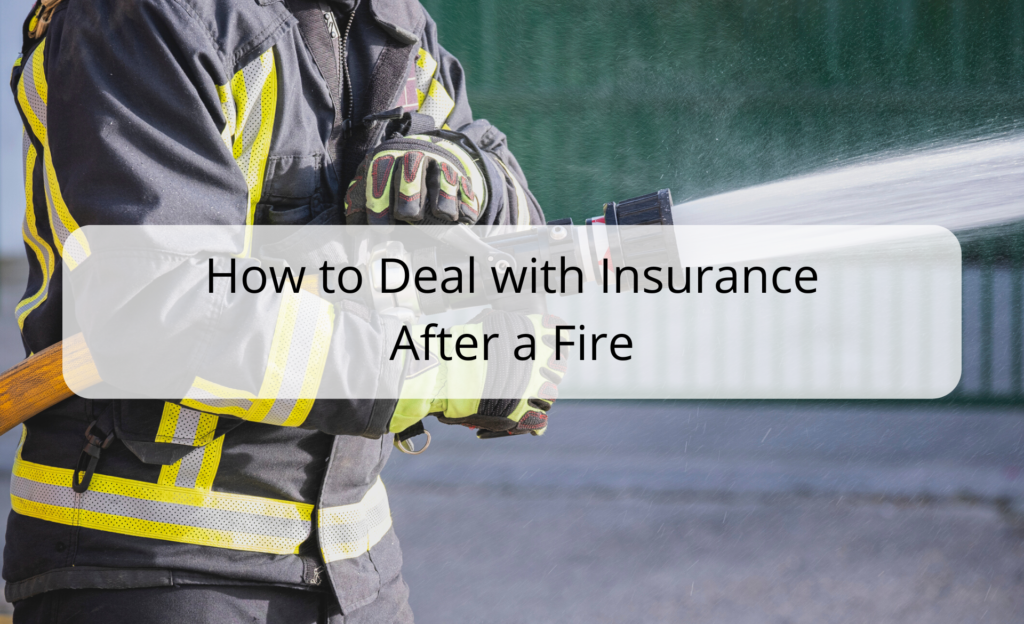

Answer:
[231,12,295,69]
[163,0,225,69]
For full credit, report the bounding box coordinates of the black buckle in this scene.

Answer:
[362,106,404,126]
[362,108,437,140]
[71,420,115,494]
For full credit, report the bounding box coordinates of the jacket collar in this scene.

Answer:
[368,0,424,45]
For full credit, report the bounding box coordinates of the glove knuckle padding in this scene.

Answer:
[350,134,488,226]
[395,151,427,222]
[431,159,460,222]
[517,411,547,431]
[537,381,558,402]
[370,155,395,201]
[547,352,567,374]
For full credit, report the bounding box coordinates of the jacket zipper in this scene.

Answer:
[323,8,356,137]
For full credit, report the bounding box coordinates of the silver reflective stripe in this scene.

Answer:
[174,407,203,443]
[261,292,324,425]
[233,55,273,184]
[318,478,392,562]
[174,446,207,489]
[21,130,30,177]
[11,475,310,542]
[17,217,50,317]
[183,386,253,413]
[22,50,73,249]
[62,230,90,268]
[319,496,390,547]
[21,52,46,129]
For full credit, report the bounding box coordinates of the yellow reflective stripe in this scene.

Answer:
[497,160,532,229]
[12,456,313,555]
[417,78,455,129]
[182,378,256,418]
[229,69,250,162]
[246,290,335,426]
[14,459,310,519]
[16,141,55,331]
[155,403,219,446]
[16,45,45,144]
[215,83,237,150]
[318,478,392,562]
[158,434,224,490]
[229,49,277,257]
[414,48,437,107]
[61,228,91,271]
[182,291,334,427]
[156,403,223,490]
[16,39,90,267]
[157,458,181,487]
[193,435,224,490]
[30,40,47,109]
[11,497,302,555]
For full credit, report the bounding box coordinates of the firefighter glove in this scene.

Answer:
[390,311,567,439]
[346,134,487,226]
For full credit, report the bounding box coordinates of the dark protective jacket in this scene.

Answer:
[5,0,543,613]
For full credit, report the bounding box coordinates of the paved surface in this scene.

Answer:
[2,258,1024,622]
[384,402,1024,623]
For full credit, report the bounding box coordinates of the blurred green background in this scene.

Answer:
[420,0,1024,221]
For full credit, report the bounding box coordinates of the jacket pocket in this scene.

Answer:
[256,155,324,226]
[256,201,317,226]
[114,399,241,466]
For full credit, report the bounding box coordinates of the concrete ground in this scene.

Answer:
[1,258,1023,622]
[385,402,1024,623]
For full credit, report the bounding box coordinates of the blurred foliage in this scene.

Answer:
[421,0,1024,221]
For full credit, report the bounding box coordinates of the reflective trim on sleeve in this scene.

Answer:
[16,137,54,331]
[11,456,313,555]
[182,377,256,418]
[414,48,437,107]
[228,48,278,257]
[17,39,90,269]
[247,289,335,426]
[182,290,334,427]
[418,79,455,129]
[318,478,392,563]
[216,83,238,150]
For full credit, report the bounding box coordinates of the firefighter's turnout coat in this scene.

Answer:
[5,0,543,613]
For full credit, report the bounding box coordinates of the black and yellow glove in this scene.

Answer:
[346,134,487,226]
[390,312,567,439]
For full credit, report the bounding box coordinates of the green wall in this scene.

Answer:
[421,0,1024,221]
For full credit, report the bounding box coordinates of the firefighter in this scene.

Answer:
[6,0,560,621]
